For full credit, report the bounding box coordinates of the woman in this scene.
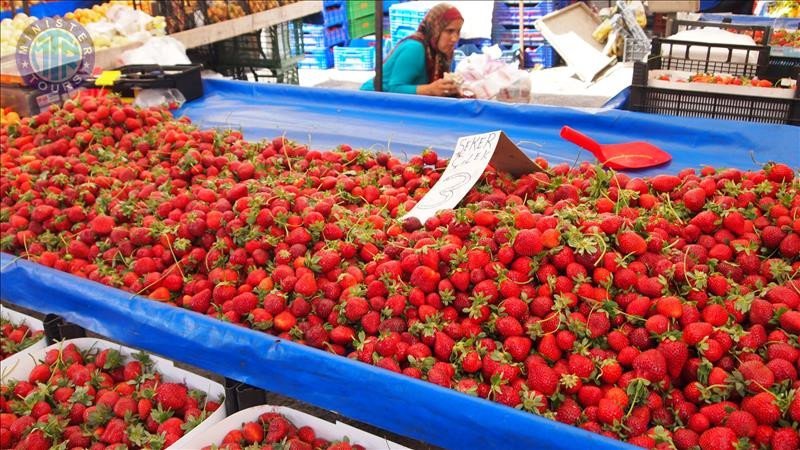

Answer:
[361,3,463,97]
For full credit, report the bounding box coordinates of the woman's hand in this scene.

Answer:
[418,78,459,97]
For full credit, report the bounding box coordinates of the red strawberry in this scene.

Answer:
[683,188,707,212]
[771,427,800,450]
[527,363,559,396]
[409,266,440,293]
[779,310,800,334]
[504,336,532,362]
[725,410,757,438]
[658,340,689,379]
[742,392,781,425]
[597,398,624,425]
[738,360,775,393]
[632,349,667,383]
[155,383,188,411]
[242,421,264,444]
[650,174,681,192]
[698,427,736,450]
[100,418,126,444]
[513,229,543,256]
[617,231,647,255]
[765,163,794,183]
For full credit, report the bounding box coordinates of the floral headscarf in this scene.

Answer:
[391,3,463,82]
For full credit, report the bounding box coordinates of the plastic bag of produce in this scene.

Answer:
[119,36,191,65]
[133,88,186,109]
[456,50,530,102]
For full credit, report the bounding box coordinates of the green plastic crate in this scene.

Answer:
[346,0,375,20]
[348,14,375,39]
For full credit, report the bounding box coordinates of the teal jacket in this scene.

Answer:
[361,39,428,94]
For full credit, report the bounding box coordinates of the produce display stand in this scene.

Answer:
[0,1,321,76]
[170,0,321,49]
[2,79,799,450]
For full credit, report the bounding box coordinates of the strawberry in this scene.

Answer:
[409,266,440,293]
[683,188,707,212]
[155,382,188,411]
[658,340,688,379]
[242,421,264,444]
[597,398,624,425]
[513,229,543,256]
[778,310,800,334]
[698,427,737,450]
[724,410,757,438]
[742,392,781,425]
[650,174,681,192]
[617,231,647,255]
[633,349,667,383]
[765,163,794,183]
[771,428,800,450]
[527,363,559,396]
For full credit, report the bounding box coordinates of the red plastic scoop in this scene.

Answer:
[560,126,671,170]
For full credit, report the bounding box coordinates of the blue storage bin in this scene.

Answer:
[299,48,334,69]
[389,2,430,46]
[383,0,406,13]
[334,36,392,71]
[492,0,568,26]
[0,0,99,20]
[302,23,348,49]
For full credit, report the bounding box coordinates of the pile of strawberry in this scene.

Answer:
[0,312,44,360]
[0,343,222,449]
[207,412,367,450]
[1,94,799,449]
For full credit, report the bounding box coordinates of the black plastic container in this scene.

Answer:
[629,61,800,125]
[109,64,204,101]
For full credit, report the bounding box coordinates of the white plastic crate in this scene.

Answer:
[0,303,46,358]
[1,337,227,449]
[178,404,413,449]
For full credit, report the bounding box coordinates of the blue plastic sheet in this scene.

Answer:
[179,79,799,177]
[0,253,634,450]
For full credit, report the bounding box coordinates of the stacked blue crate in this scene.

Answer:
[491,1,568,68]
[389,2,431,47]
[334,36,392,71]
[301,0,348,69]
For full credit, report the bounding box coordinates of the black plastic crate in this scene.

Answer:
[767,55,800,79]
[213,20,303,69]
[650,36,770,78]
[629,61,800,125]
[97,64,205,101]
[218,64,300,84]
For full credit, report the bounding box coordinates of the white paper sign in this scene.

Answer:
[403,130,539,224]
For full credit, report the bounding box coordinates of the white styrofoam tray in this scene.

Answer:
[648,69,797,99]
[176,404,413,450]
[1,337,227,449]
[0,303,47,356]
[534,2,617,83]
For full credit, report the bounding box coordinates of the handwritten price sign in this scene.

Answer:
[403,131,539,224]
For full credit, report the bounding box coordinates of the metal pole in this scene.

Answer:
[375,0,384,92]
[518,0,524,69]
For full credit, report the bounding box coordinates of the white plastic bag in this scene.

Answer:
[119,36,191,66]
[133,88,186,109]
[456,49,530,102]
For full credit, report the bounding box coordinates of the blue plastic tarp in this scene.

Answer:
[0,253,634,450]
[179,79,799,177]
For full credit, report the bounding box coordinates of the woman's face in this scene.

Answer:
[437,19,463,54]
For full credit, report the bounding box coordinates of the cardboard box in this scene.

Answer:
[534,2,617,82]
[646,1,700,13]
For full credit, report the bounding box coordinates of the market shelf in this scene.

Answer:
[171,1,322,49]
